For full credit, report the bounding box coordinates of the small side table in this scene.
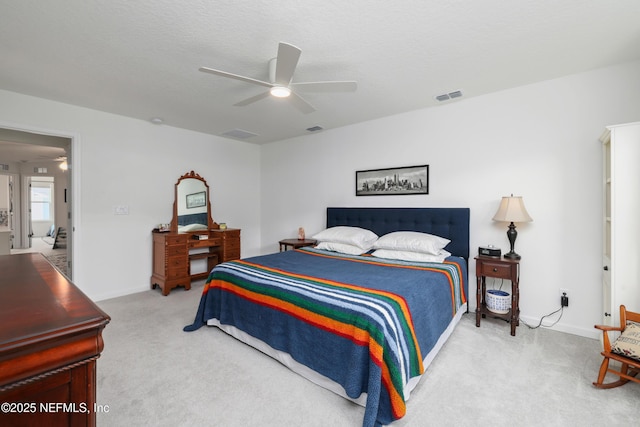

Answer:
[279,238,317,252]
[475,256,520,336]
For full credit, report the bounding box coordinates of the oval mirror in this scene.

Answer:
[170,171,216,232]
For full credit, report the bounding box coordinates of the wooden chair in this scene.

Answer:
[593,305,640,389]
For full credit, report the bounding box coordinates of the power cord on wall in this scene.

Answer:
[493,279,568,329]
[487,278,566,329]
[519,306,565,329]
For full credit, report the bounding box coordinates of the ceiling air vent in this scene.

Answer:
[306,126,323,132]
[435,90,464,102]
[221,128,258,140]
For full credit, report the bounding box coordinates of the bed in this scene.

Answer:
[185,207,470,427]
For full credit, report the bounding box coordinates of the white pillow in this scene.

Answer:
[373,231,450,255]
[316,241,367,255]
[372,249,451,263]
[178,223,208,232]
[312,226,378,250]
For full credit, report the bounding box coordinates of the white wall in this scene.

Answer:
[2,60,639,338]
[0,89,261,301]
[261,60,640,338]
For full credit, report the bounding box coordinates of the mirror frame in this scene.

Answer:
[170,171,217,232]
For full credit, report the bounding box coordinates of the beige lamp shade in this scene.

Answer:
[492,196,533,223]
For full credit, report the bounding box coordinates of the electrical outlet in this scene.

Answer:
[560,288,569,307]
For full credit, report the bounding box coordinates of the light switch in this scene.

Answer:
[114,205,129,215]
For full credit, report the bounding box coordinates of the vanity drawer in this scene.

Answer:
[167,265,188,278]
[165,235,188,245]
[189,237,222,248]
[166,245,187,256]
[166,256,187,268]
[480,261,514,280]
[223,249,241,261]
[224,240,240,251]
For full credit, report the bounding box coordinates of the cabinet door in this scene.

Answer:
[602,122,640,327]
[601,131,613,326]
[602,255,612,326]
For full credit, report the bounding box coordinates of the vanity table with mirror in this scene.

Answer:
[150,171,241,296]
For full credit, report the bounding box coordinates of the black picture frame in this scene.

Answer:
[356,165,429,196]
[186,191,206,209]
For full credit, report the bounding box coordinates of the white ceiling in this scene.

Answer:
[0,129,68,163]
[1,0,640,146]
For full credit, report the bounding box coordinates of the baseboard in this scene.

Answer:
[92,285,151,302]
[519,314,600,340]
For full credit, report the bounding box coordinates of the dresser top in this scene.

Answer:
[0,253,110,352]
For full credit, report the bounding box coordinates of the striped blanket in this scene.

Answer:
[185,247,466,427]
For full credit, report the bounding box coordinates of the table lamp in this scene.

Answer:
[492,195,532,260]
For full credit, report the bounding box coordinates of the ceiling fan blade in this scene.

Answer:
[233,91,271,107]
[199,67,273,88]
[274,42,301,86]
[291,81,358,93]
[288,92,315,114]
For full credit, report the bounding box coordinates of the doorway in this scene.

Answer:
[0,126,73,278]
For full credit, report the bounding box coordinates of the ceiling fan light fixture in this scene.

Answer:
[270,86,291,98]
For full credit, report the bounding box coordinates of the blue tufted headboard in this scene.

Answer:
[326,207,470,260]
[177,212,209,227]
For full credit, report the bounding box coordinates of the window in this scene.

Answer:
[31,181,54,221]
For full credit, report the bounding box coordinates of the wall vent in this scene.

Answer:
[221,128,258,140]
[306,126,323,132]
[435,90,464,102]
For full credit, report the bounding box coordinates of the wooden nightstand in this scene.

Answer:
[279,238,317,252]
[475,256,520,336]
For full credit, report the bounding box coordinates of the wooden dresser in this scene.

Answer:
[0,253,110,427]
[151,228,241,295]
[212,228,241,262]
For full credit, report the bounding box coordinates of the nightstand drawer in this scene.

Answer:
[480,261,513,279]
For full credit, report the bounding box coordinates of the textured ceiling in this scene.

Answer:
[1,0,640,146]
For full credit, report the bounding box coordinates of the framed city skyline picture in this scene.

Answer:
[356,165,429,196]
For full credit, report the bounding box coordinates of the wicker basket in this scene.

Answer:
[486,289,511,314]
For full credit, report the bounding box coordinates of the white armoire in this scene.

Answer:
[600,121,640,327]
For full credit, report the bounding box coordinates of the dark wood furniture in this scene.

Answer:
[593,305,640,388]
[0,253,110,426]
[212,228,241,262]
[151,229,240,295]
[170,171,217,232]
[151,171,242,295]
[279,238,317,252]
[152,232,190,295]
[475,255,520,336]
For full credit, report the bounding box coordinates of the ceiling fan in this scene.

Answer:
[199,42,357,114]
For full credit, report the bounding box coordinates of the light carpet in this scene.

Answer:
[44,252,68,276]
[96,283,639,426]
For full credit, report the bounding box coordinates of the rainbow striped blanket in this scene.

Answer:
[185,247,466,427]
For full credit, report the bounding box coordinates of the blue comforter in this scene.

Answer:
[185,247,466,427]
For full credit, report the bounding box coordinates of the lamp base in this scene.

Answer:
[503,251,521,260]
